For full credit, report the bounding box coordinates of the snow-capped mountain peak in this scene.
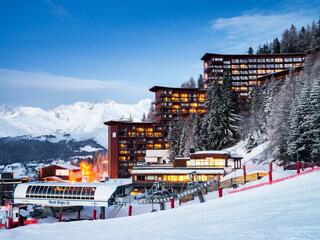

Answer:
[0,99,152,146]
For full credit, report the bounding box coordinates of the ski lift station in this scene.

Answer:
[13,179,132,208]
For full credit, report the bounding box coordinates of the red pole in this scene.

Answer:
[58,211,62,222]
[218,187,223,198]
[170,198,175,209]
[92,209,97,220]
[128,205,132,216]
[268,162,273,183]
[77,209,81,220]
[7,217,12,229]
[297,161,301,174]
[243,165,247,183]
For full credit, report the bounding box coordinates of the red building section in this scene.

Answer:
[104,120,168,178]
[38,164,82,182]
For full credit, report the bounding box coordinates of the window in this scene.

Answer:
[146,176,156,181]
[248,64,257,68]
[257,69,266,74]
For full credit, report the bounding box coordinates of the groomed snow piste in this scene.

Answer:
[1,170,320,240]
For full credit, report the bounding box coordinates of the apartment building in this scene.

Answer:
[201,53,305,101]
[104,120,168,178]
[149,86,206,124]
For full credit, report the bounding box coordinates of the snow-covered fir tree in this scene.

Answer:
[179,116,194,157]
[181,77,196,88]
[267,71,296,162]
[287,52,320,163]
[200,80,240,150]
[166,118,184,159]
[191,114,202,151]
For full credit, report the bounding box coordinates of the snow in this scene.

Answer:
[79,145,102,152]
[0,163,27,178]
[131,168,224,174]
[54,164,80,170]
[0,99,151,146]
[2,170,320,239]
[192,150,230,155]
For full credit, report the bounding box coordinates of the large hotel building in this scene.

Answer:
[105,87,207,178]
[149,86,206,125]
[105,51,309,179]
[201,53,305,101]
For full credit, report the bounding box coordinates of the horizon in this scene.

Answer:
[1,0,320,108]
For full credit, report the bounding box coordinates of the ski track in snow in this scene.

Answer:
[1,170,320,240]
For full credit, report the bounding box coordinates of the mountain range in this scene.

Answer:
[0,99,151,146]
[0,99,151,165]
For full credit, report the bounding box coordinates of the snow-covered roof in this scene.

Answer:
[131,168,224,175]
[174,157,190,160]
[54,164,80,170]
[192,150,230,155]
[14,180,131,207]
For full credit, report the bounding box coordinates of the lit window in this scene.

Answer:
[190,103,198,107]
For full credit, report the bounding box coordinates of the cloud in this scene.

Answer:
[0,68,146,92]
[44,0,77,22]
[210,10,319,53]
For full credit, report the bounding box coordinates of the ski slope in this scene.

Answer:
[2,170,320,240]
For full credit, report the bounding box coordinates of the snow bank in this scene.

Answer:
[2,170,319,239]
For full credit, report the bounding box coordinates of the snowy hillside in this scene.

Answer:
[0,99,151,146]
[2,169,319,239]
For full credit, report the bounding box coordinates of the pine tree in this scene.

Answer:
[191,114,202,151]
[272,38,281,53]
[181,77,196,88]
[249,85,266,142]
[197,75,204,90]
[287,50,320,163]
[166,118,183,159]
[179,117,193,157]
[267,72,296,161]
[247,47,254,55]
[200,80,239,150]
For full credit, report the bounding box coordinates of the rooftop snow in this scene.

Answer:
[131,168,224,175]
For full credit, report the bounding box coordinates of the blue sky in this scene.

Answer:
[0,0,319,108]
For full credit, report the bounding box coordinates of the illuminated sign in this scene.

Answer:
[56,169,69,176]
